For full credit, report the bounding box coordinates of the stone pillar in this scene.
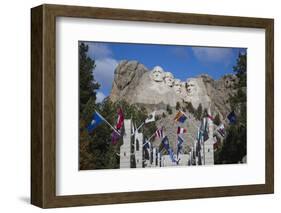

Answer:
[203,139,214,165]
[207,108,214,138]
[152,148,157,167]
[157,151,161,167]
[203,108,214,165]
[120,119,131,169]
[134,129,143,168]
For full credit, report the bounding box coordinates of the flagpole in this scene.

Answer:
[136,122,145,132]
[95,110,121,136]
[147,132,156,141]
[132,111,157,136]
[142,141,148,147]
[131,121,145,136]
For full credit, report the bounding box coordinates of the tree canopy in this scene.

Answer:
[215,52,247,164]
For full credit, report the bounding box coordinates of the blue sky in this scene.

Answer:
[82,41,246,102]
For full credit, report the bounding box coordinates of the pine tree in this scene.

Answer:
[233,52,247,87]
[195,103,202,120]
[176,102,181,110]
[213,114,221,126]
[215,52,247,164]
[166,104,172,115]
[79,42,103,170]
[79,42,100,114]
[185,102,195,115]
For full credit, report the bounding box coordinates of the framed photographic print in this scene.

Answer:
[31,4,274,208]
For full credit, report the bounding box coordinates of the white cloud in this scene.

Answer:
[94,58,119,91]
[83,42,119,96]
[96,91,106,103]
[192,47,233,63]
[85,42,113,59]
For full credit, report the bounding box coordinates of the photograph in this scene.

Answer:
[29,3,274,208]
[78,41,247,170]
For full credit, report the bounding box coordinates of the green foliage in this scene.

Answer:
[176,102,181,110]
[79,42,100,114]
[195,103,203,120]
[233,52,247,87]
[80,99,157,170]
[216,125,246,164]
[155,115,161,121]
[185,102,195,114]
[213,114,221,126]
[162,112,166,118]
[78,42,157,170]
[166,104,173,115]
[215,51,247,164]
[203,108,208,117]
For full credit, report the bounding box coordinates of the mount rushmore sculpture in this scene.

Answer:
[109,60,238,117]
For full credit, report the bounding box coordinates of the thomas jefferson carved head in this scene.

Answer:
[164,72,175,87]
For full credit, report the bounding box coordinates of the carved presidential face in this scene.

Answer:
[186,79,198,95]
[164,72,174,87]
[150,66,164,82]
[173,79,182,94]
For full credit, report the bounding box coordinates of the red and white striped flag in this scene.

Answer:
[155,128,164,138]
[177,127,187,134]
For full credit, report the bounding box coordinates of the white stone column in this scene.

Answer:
[120,119,131,169]
[157,151,161,167]
[152,148,156,167]
[203,108,215,165]
[207,107,214,138]
[134,130,143,168]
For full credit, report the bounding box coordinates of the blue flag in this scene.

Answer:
[177,136,184,157]
[87,112,104,133]
[161,136,170,151]
[174,111,187,123]
[143,140,151,150]
[168,148,177,163]
[227,111,237,124]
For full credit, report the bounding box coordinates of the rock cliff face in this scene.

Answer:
[109,60,237,118]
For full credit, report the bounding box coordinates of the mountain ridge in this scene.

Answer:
[109,60,238,119]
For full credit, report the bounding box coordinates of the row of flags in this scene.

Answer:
[150,126,185,164]
[87,108,125,145]
[87,107,237,161]
[87,109,156,145]
[154,126,187,138]
[87,109,125,134]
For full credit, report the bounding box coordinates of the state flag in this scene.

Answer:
[87,112,104,133]
[143,140,151,150]
[217,124,225,137]
[145,111,156,124]
[177,135,184,157]
[168,148,177,163]
[227,111,237,124]
[111,130,121,145]
[161,136,170,151]
[174,111,187,123]
[116,108,124,130]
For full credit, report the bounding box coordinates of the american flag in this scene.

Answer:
[155,128,164,138]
